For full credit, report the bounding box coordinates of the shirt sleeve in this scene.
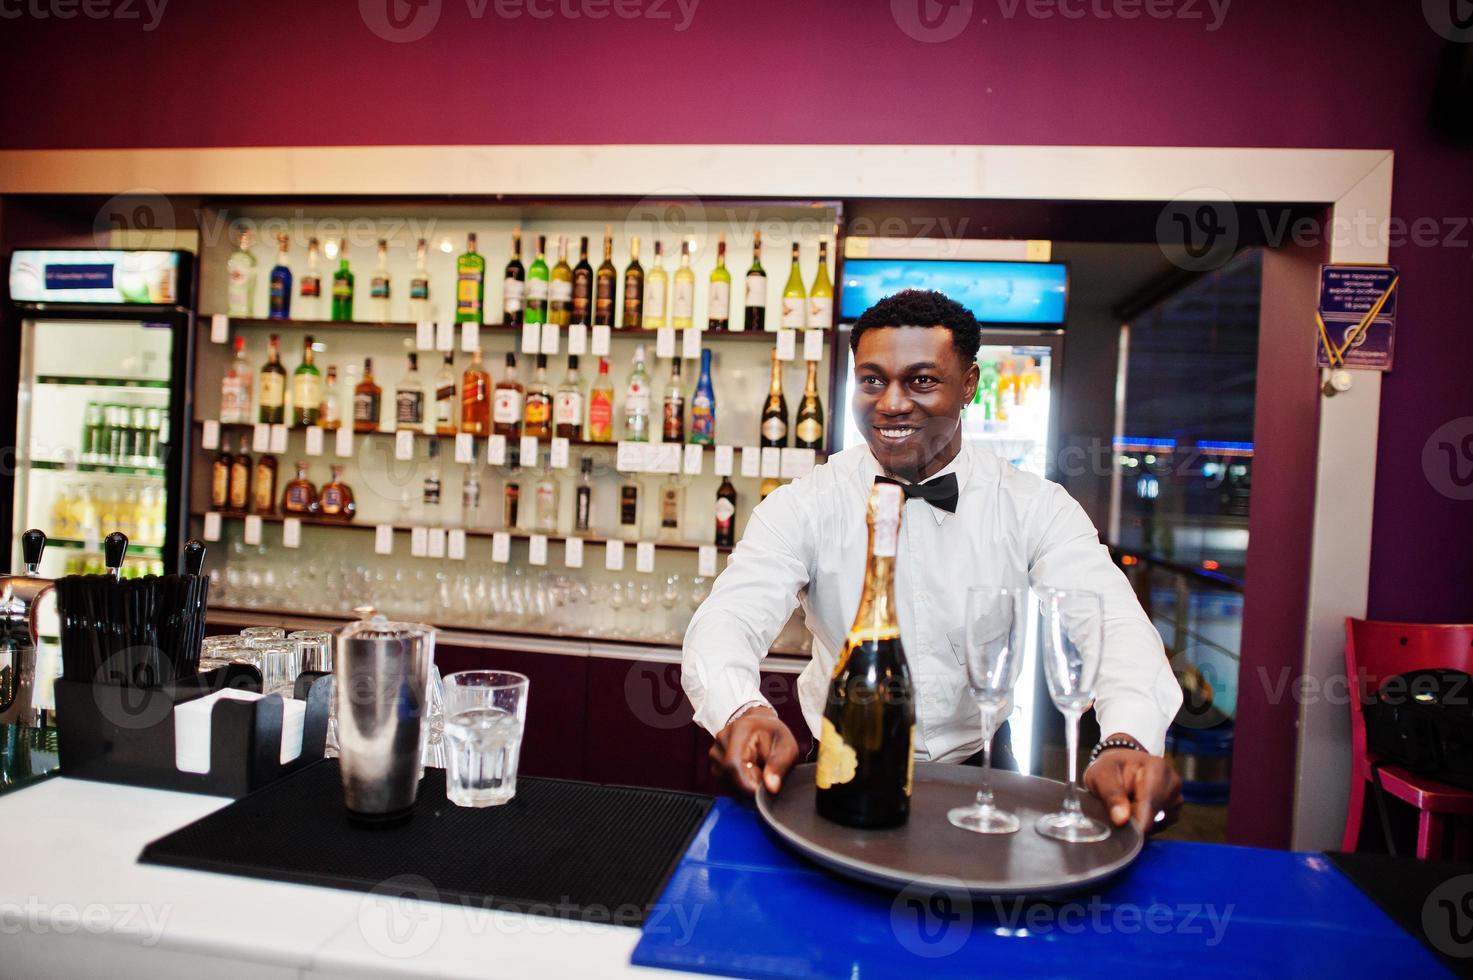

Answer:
[681,486,814,735]
[1025,482,1183,755]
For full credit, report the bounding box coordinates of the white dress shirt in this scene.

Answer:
[681,439,1183,761]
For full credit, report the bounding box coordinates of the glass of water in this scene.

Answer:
[442,671,529,808]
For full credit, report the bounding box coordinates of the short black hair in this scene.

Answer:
[849,289,982,364]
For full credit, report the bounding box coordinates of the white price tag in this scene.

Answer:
[740,447,761,478]
[335,427,354,458]
[203,511,222,542]
[682,325,702,359]
[395,430,415,461]
[590,324,612,356]
[654,444,682,474]
[714,445,735,476]
[604,539,625,571]
[428,527,446,558]
[521,322,541,354]
[776,329,797,361]
[804,329,824,361]
[616,441,644,473]
[375,525,394,555]
[454,432,475,464]
[447,528,467,560]
[201,419,220,450]
[519,435,540,467]
[410,526,428,557]
[636,541,656,573]
[782,447,818,479]
[761,446,782,478]
[683,444,704,475]
[568,323,588,355]
[550,437,570,469]
[210,314,229,344]
[243,515,262,546]
[655,327,676,359]
[270,424,289,454]
[698,545,718,577]
[529,534,548,566]
[487,434,507,465]
[436,320,455,352]
[416,321,435,351]
[304,426,324,456]
[541,322,560,355]
[491,531,511,563]
[252,423,270,454]
[283,517,302,548]
[461,322,481,351]
[564,536,584,568]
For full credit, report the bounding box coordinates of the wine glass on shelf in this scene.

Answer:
[948,586,1027,835]
[1036,587,1110,843]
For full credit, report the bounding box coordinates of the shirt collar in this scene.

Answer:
[861,439,973,526]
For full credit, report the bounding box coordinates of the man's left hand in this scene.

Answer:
[1084,741,1184,834]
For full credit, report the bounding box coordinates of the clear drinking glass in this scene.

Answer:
[441,671,529,807]
[239,640,299,697]
[948,586,1028,835]
[1036,588,1111,843]
[239,626,286,647]
[288,630,335,673]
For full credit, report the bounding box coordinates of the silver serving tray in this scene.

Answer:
[756,762,1144,897]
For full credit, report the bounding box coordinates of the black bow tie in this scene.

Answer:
[875,473,959,513]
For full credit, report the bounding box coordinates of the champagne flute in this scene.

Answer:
[948,586,1027,835]
[1036,588,1110,843]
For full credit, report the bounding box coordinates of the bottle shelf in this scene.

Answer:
[30,458,167,478]
[35,375,171,390]
[208,316,838,343]
[48,537,165,558]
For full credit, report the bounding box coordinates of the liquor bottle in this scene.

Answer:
[282,461,319,515]
[320,366,341,430]
[523,354,553,439]
[211,444,232,510]
[744,231,767,331]
[353,357,382,433]
[659,475,683,541]
[370,239,392,322]
[760,476,781,501]
[574,456,593,532]
[662,358,685,443]
[396,352,425,431]
[690,348,715,445]
[299,237,323,320]
[319,464,356,521]
[252,453,278,516]
[795,361,825,451]
[503,229,525,327]
[534,452,559,531]
[714,475,737,547]
[226,229,257,317]
[525,234,550,327]
[461,348,491,435]
[554,355,585,440]
[462,464,482,527]
[220,336,254,424]
[586,356,615,443]
[81,401,103,463]
[622,236,644,329]
[673,239,696,329]
[708,233,731,331]
[434,352,457,436]
[759,348,789,447]
[423,438,443,526]
[457,232,486,324]
[809,241,833,329]
[644,240,668,329]
[410,238,431,322]
[258,333,287,424]
[228,436,252,512]
[619,481,640,539]
[594,225,617,327]
[268,234,292,320]
[550,235,573,327]
[503,444,522,528]
[623,343,651,442]
[292,336,322,427]
[815,482,915,828]
[493,352,525,440]
[781,242,806,330]
[572,235,593,324]
[331,239,354,322]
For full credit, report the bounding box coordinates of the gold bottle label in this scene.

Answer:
[815,717,858,789]
[796,417,822,443]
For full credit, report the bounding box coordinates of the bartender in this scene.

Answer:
[682,289,1184,832]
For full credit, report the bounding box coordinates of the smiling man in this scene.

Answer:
[681,288,1184,832]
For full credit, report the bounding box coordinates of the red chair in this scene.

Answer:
[1341,617,1473,859]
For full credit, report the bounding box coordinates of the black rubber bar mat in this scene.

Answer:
[1326,850,1473,974]
[139,759,712,926]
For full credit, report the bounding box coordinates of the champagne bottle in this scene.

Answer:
[645,240,668,329]
[795,361,824,450]
[572,235,594,324]
[809,241,833,329]
[550,235,573,327]
[781,242,806,330]
[595,225,617,327]
[743,231,766,331]
[526,234,550,326]
[707,233,731,331]
[457,232,486,324]
[503,229,525,327]
[815,482,915,828]
[714,475,737,547]
[759,348,788,448]
[623,236,644,329]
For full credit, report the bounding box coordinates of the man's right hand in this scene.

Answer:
[710,705,800,796]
